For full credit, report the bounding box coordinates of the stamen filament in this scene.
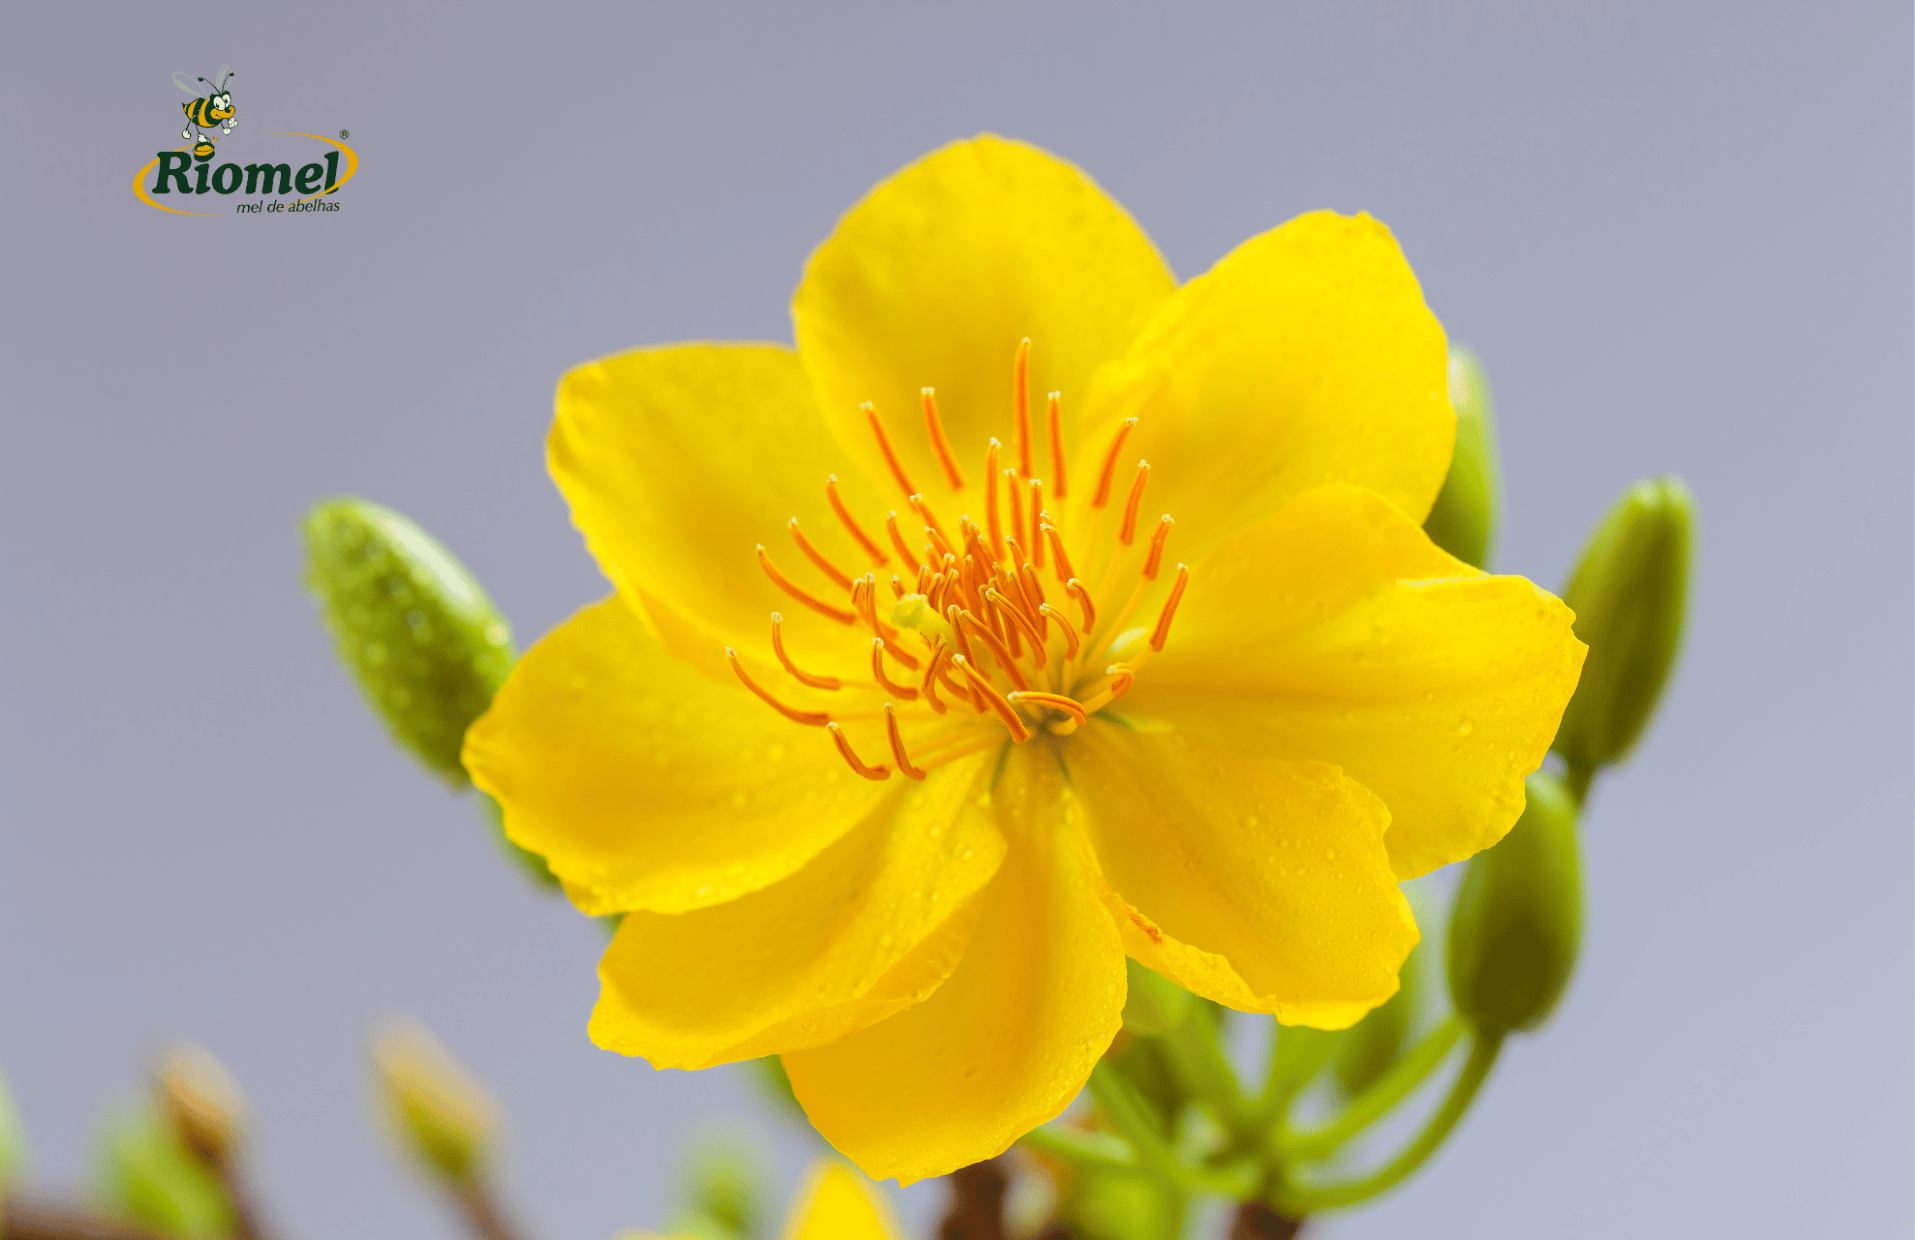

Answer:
[864,401,919,500]
[985,439,1003,558]
[729,648,830,726]
[953,654,1032,742]
[890,574,907,600]
[944,603,975,663]
[1029,480,1046,567]
[770,613,840,689]
[1120,461,1150,545]
[921,388,966,489]
[1144,515,1174,581]
[920,643,951,714]
[985,588,1046,662]
[1066,578,1097,633]
[1012,338,1033,480]
[883,704,928,780]
[827,721,891,780]
[885,512,923,572]
[1092,418,1138,508]
[789,518,854,591]
[1038,604,1080,658]
[826,475,889,565]
[758,545,857,624]
[1046,392,1068,498]
[871,639,920,700]
[852,576,918,665]
[1075,663,1135,715]
[1007,691,1089,728]
[909,493,950,544]
[1004,469,1024,554]
[1149,564,1189,652]
[1041,522,1076,584]
[957,609,1032,690]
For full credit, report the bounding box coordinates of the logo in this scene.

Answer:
[134,66,359,216]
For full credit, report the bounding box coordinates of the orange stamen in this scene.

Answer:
[957,609,1031,690]
[826,476,889,566]
[770,613,840,690]
[1092,418,1138,508]
[984,439,1003,561]
[827,722,890,780]
[789,518,854,591]
[921,388,965,490]
[1017,561,1048,611]
[1029,480,1046,567]
[885,512,923,572]
[909,492,950,544]
[1046,392,1068,498]
[853,576,917,665]
[890,574,906,600]
[1143,515,1174,581]
[758,545,857,624]
[1066,578,1097,633]
[871,639,920,699]
[1003,468,1024,551]
[1037,604,1080,658]
[883,704,928,780]
[919,643,951,714]
[1149,564,1189,652]
[1008,691,1088,728]
[953,654,1032,742]
[1120,462,1150,545]
[945,603,976,662]
[1041,522,1077,584]
[864,401,918,500]
[1012,338,1032,479]
[729,648,830,726]
[923,519,955,563]
[1105,662,1136,698]
[986,588,1046,659]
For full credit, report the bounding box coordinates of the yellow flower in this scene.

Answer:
[465,136,1585,1183]
[618,1160,899,1240]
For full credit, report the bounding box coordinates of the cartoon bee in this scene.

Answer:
[175,67,236,160]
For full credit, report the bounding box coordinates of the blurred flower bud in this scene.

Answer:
[1333,939,1423,1097]
[1422,347,1504,570]
[303,497,515,786]
[93,1103,232,1239]
[154,1043,247,1164]
[1553,477,1694,786]
[1120,958,1191,1037]
[1447,774,1583,1033]
[371,1017,500,1186]
[666,1132,768,1240]
[0,1066,27,1188]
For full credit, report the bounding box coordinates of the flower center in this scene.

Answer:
[726,340,1189,782]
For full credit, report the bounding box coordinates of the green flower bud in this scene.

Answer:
[0,1067,28,1188]
[154,1043,247,1163]
[93,1103,232,1239]
[1447,774,1583,1033]
[303,497,515,786]
[1553,477,1695,787]
[370,1017,500,1186]
[668,1133,768,1240]
[1120,957,1191,1037]
[1333,939,1423,1097]
[1422,347,1504,570]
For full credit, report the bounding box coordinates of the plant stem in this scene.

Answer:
[1279,1016,1466,1162]
[1276,1028,1504,1214]
[1087,1062,1258,1199]
[1154,1009,1252,1134]
[1250,1026,1337,1129]
[1018,1124,1140,1175]
[0,1196,173,1240]
[451,1178,529,1240]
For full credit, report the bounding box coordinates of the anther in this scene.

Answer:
[788,518,854,591]
[1149,564,1189,652]
[1106,663,1136,698]
[921,388,965,490]
[1065,578,1097,633]
[827,722,891,780]
[826,476,889,566]
[883,704,928,780]
[957,609,1031,690]
[885,512,923,572]
[728,647,831,726]
[758,545,857,624]
[1092,418,1138,508]
[953,654,1032,742]
[984,439,1004,558]
[1040,522,1077,584]
[1028,479,1046,567]
[770,613,840,690]
[1143,515,1174,581]
[863,401,919,500]
[1004,468,1025,551]
[985,588,1046,660]
[1007,691,1089,728]
[890,574,906,600]
[871,639,920,699]
[1037,604,1080,658]
[1045,391,1068,498]
[1012,338,1033,480]
[1120,461,1150,545]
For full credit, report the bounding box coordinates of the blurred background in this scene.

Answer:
[2,2,1908,1236]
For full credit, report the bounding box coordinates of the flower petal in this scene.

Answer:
[1067,722,1414,1029]
[781,744,1126,1184]
[1125,484,1585,879]
[551,343,897,675]
[587,749,1005,1069]
[794,136,1175,510]
[463,596,890,914]
[1073,212,1453,562]
[782,1162,903,1240]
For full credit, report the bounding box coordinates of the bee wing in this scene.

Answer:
[215,65,233,90]
[173,71,201,94]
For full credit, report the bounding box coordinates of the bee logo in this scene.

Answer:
[174,67,236,161]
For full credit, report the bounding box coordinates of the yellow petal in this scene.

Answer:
[794,136,1175,510]
[1067,722,1414,1029]
[1073,212,1453,562]
[588,749,1005,1069]
[781,744,1126,1183]
[463,596,890,914]
[551,343,896,675]
[781,1162,903,1240]
[1126,484,1585,879]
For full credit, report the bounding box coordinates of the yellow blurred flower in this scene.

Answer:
[465,136,1584,1182]
[616,1160,898,1240]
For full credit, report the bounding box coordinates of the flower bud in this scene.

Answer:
[667,1134,767,1240]
[0,1067,27,1188]
[1333,939,1423,1097]
[1552,477,1694,784]
[1422,347,1504,570]
[370,1017,500,1186]
[1120,957,1191,1037]
[1447,773,1583,1033]
[94,1103,233,1239]
[303,497,515,786]
[154,1043,247,1163]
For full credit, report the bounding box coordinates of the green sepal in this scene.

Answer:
[1121,958,1192,1037]
[92,1102,233,1240]
[746,1055,806,1122]
[476,792,559,890]
[1447,773,1583,1033]
[1333,938,1423,1097]
[1553,476,1695,785]
[1423,347,1504,570]
[302,497,514,786]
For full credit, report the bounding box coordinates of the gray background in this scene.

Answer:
[3,3,1908,1237]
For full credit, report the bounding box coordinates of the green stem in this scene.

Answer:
[1562,759,1593,806]
[1088,1062,1259,1199]
[1155,1010,1253,1134]
[1251,1025,1338,1129]
[1276,1028,1504,1214]
[1279,1016,1466,1163]
[1017,1124,1139,1176]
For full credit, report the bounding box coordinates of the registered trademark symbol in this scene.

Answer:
[339,129,349,139]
